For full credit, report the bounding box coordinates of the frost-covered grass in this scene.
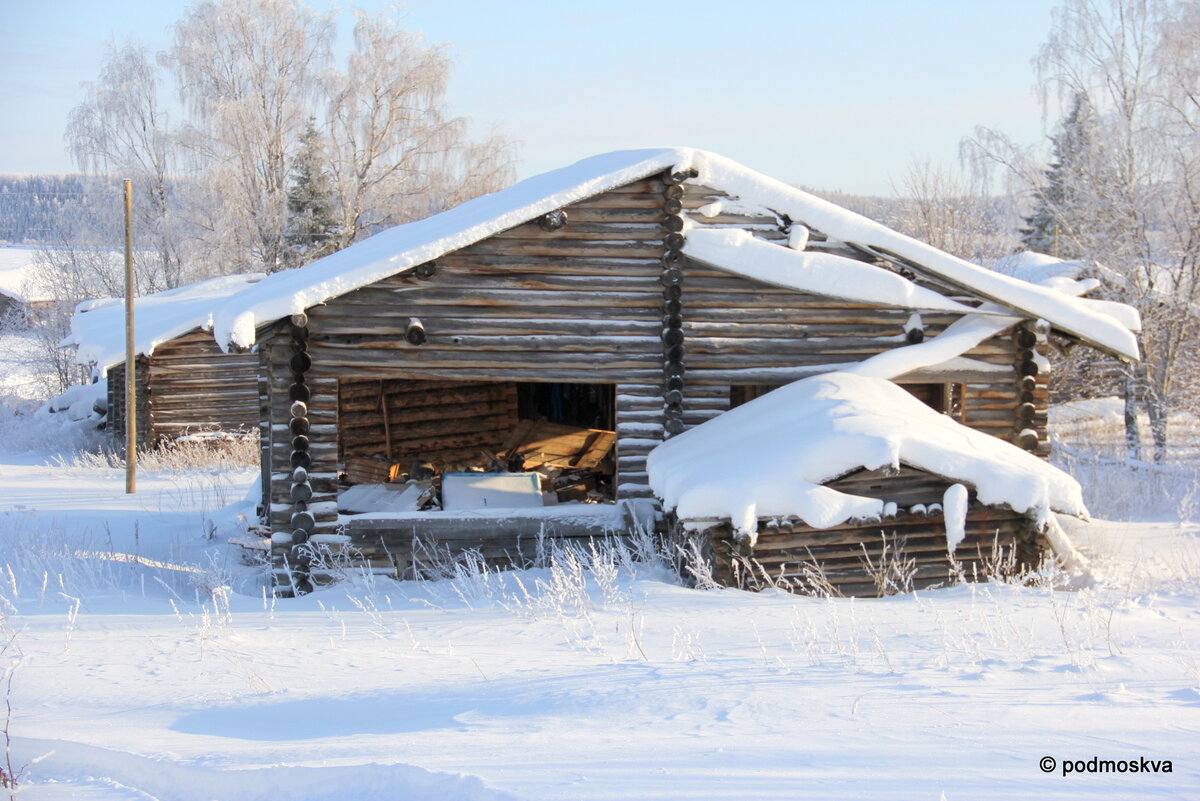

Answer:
[1051,398,1200,521]
[56,431,259,474]
[0,400,1196,799]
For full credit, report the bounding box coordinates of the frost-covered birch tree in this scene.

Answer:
[321,10,515,249]
[65,42,185,291]
[170,0,335,273]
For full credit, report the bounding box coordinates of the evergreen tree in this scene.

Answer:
[1020,92,1103,258]
[284,121,340,269]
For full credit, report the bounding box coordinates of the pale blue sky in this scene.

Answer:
[0,0,1060,194]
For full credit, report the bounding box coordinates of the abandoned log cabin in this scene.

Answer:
[206,148,1139,596]
[66,274,265,448]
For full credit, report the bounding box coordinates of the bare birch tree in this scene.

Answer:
[170,0,334,273]
[321,10,516,249]
[65,42,185,291]
[892,158,1018,263]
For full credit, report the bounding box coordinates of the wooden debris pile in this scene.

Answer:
[340,419,617,510]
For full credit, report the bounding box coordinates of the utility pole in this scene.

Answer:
[124,179,136,494]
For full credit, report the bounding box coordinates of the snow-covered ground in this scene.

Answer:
[0,409,1197,799]
[0,330,56,402]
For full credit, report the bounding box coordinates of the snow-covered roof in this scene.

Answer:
[210,148,1140,361]
[0,247,59,304]
[65,273,265,373]
[647,372,1086,538]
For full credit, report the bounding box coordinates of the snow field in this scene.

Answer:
[0,406,1196,799]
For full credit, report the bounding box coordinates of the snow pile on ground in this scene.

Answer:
[65,273,265,375]
[0,380,107,456]
[40,380,106,423]
[648,372,1085,536]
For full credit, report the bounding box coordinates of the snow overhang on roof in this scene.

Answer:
[64,273,265,373]
[209,147,1141,362]
[647,372,1087,538]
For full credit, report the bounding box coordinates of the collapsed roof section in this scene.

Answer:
[646,371,1087,539]
[64,273,265,374]
[209,148,1141,362]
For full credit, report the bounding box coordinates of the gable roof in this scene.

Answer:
[210,148,1140,361]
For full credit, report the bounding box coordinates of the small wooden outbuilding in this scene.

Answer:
[66,274,265,448]
[206,148,1138,595]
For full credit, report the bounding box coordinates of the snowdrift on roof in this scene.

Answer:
[65,273,265,374]
[647,372,1086,537]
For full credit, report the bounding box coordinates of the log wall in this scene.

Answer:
[304,176,674,500]
[704,466,1047,597]
[261,318,340,593]
[105,357,149,450]
[145,329,259,440]
[680,183,1036,449]
[106,331,257,448]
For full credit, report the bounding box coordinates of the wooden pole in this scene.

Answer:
[124,179,136,494]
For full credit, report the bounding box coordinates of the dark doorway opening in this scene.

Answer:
[516,383,615,430]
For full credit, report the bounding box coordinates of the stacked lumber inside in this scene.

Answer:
[339,377,519,467]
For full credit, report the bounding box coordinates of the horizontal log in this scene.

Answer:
[378,271,665,294]
[455,240,664,259]
[745,528,1022,562]
[563,194,666,210]
[489,223,666,241]
[334,286,665,309]
[341,429,509,456]
[306,348,661,371]
[339,414,512,445]
[338,384,512,410]
[308,302,662,323]
[551,208,668,224]
[349,513,631,541]
[321,334,662,354]
[312,366,660,382]
[315,317,661,339]
[340,403,515,435]
[431,253,662,277]
[147,363,258,379]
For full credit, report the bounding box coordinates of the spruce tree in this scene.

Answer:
[284,121,340,269]
[1020,92,1101,259]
